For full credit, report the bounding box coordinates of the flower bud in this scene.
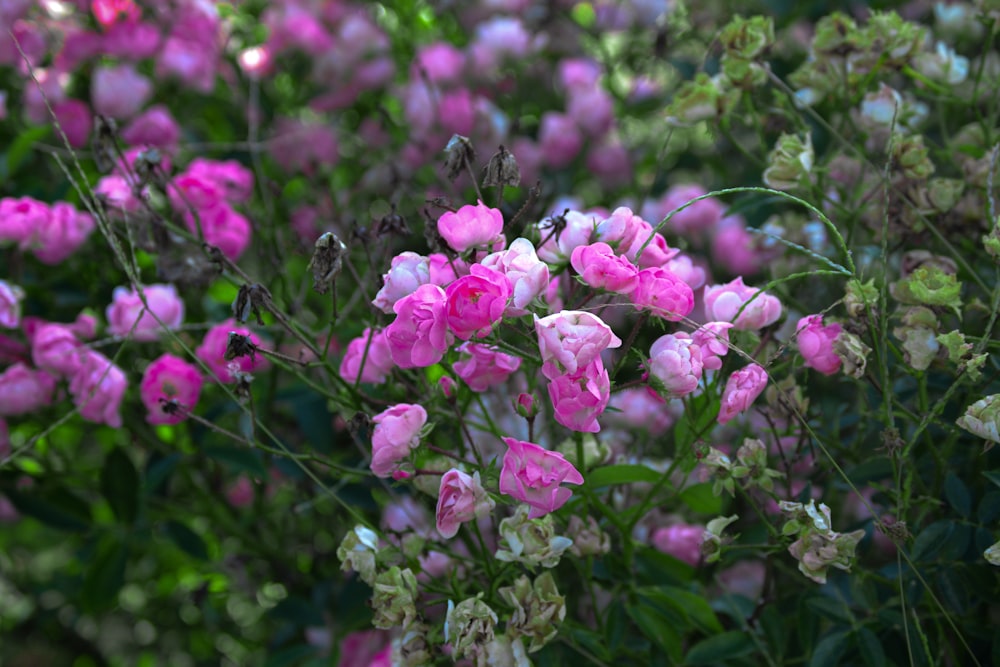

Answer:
[763,133,814,191]
[499,572,566,653]
[336,525,380,585]
[702,514,739,564]
[833,331,871,379]
[515,393,536,419]
[892,134,935,180]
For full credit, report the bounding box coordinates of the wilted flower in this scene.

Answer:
[763,133,814,191]
[956,394,1000,447]
[336,525,380,585]
[834,331,871,379]
[499,573,566,653]
[702,515,740,563]
[371,567,419,629]
[445,596,498,662]
[495,505,574,568]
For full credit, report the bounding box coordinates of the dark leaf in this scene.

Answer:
[164,520,209,560]
[101,448,141,525]
[684,631,755,665]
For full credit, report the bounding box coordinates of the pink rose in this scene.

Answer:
[558,58,602,91]
[52,99,92,148]
[92,0,139,28]
[712,216,765,276]
[196,320,270,382]
[413,42,465,83]
[373,252,431,314]
[0,197,46,245]
[656,184,725,238]
[570,242,639,294]
[453,342,521,392]
[95,175,142,214]
[547,359,611,433]
[652,523,703,566]
[539,112,582,168]
[339,328,394,384]
[691,322,735,371]
[30,323,86,377]
[534,209,598,265]
[663,254,707,290]
[439,88,475,136]
[427,253,469,287]
[648,333,704,398]
[480,238,549,316]
[796,315,843,375]
[269,118,339,173]
[0,280,24,328]
[535,310,622,379]
[0,363,57,416]
[718,363,768,424]
[631,267,695,321]
[25,202,95,265]
[704,277,783,331]
[185,158,254,204]
[567,86,614,137]
[225,475,254,508]
[444,266,512,340]
[91,64,152,119]
[105,284,185,341]
[594,207,644,253]
[436,201,504,254]
[621,219,681,269]
[68,351,127,427]
[184,202,251,262]
[435,469,495,539]
[140,354,203,424]
[370,403,427,478]
[102,21,161,59]
[499,437,584,518]
[586,139,632,188]
[385,284,452,369]
[607,388,676,436]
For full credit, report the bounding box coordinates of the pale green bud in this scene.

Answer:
[702,514,739,564]
[956,394,1000,447]
[985,540,1000,566]
[495,505,573,569]
[890,265,962,311]
[665,73,740,126]
[566,515,611,557]
[445,595,498,662]
[763,133,814,191]
[834,331,871,378]
[892,134,935,179]
[500,572,566,653]
[719,15,774,60]
[812,12,859,55]
[556,434,610,470]
[336,525,380,586]
[845,279,879,320]
[371,567,418,629]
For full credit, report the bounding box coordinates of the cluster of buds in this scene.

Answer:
[702,515,740,564]
[937,330,987,382]
[779,500,865,584]
[700,439,783,496]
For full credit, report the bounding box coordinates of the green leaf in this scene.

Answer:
[684,631,755,665]
[0,125,50,181]
[944,472,972,517]
[648,586,724,634]
[854,628,886,667]
[809,630,849,667]
[605,600,627,656]
[101,448,141,525]
[634,546,696,586]
[145,453,180,495]
[910,520,953,562]
[265,645,316,667]
[979,491,1000,524]
[586,464,664,487]
[626,599,683,663]
[805,596,855,624]
[269,596,325,627]
[679,483,723,515]
[984,470,1000,490]
[81,537,127,613]
[164,521,209,560]
[202,445,267,476]
[5,488,89,531]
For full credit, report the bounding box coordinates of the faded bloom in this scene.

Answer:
[196,320,269,382]
[436,469,495,539]
[499,572,566,653]
[763,133,814,191]
[140,354,203,424]
[106,284,185,341]
[445,596,498,663]
[370,404,427,478]
[956,394,1000,446]
[336,525,380,585]
[500,437,584,517]
[718,364,768,424]
[371,567,419,630]
[495,504,574,568]
[566,515,611,556]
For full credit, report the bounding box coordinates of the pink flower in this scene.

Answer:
[0,197,46,245]
[567,86,614,137]
[664,254,707,290]
[594,206,644,253]
[691,322,735,371]
[547,359,612,433]
[140,354,203,424]
[30,323,86,376]
[539,112,582,168]
[535,310,622,379]
[480,238,549,316]
[444,266,512,340]
[52,100,92,148]
[0,280,24,328]
[184,203,252,262]
[68,351,127,427]
[558,58,602,91]
[658,184,725,238]
[414,42,465,83]
[652,523,703,566]
[439,88,475,136]
[534,209,598,265]
[712,216,765,276]
[370,404,427,478]
[185,158,254,204]
[437,201,504,254]
[92,0,139,28]
[648,333,704,398]
[91,64,152,119]
[499,437,584,518]
[269,118,339,173]
[704,278,783,331]
[102,21,161,59]
[225,475,254,508]
[435,469,495,539]
[607,388,676,436]
[196,320,269,382]
[95,175,142,214]
[373,252,431,314]
[105,284,184,341]
[631,267,695,321]
[0,363,57,416]
[427,253,469,287]
[453,343,521,392]
[796,315,843,375]
[570,242,639,294]
[586,139,632,188]
[23,202,95,265]
[339,328,394,384]
[718,364,768,424]
[385,284,452,368]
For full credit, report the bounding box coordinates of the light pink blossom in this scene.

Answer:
[339,328,394,384]
[183,202,251,261]
[631,267,695,321]
[594,206,644,253]
[692,322,735,371]
[547,359,612,433]
[656,184,725,238]
[370,404,427,478]
[30,323,86,376]
[535,310,622,379]
[105,284,185,341]
[718,364,768,424]
[607,388,676,436]
[0,281,24,328]
[480,238,549,316]
[91,64,151,119]
[436,469,495,539]
[796,315,843,375]
[0,363,57,416]
[373,252,431,314]
[444,266,512,340]
[453,343,521,392]
[534,209,598,265]
[385,284,452,368]
[499,437,584,518]
[0,197,46,244]
[413,42,465,83]
[68,351,127,427]
[704,277,783,331]
[648,333,704,398]
[539,112,583,168]
[437,201,504,254]
[140,354,203,424]
[712,216,765,276]
[185,158,254,203]
[427,253,469,287]
[570,242,639,294]
[652,523,703,566]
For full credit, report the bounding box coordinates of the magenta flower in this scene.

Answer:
[796,315,843,375]
[570,242,639,294]
[453,342,521,392]
[691,322,735,371]
[594,206,645,253]
[196,319,270,382]
[648,333,704,398]
[547,359,612,433]
[339,328,394,385]
[651,523,704,566]
[121,105,180,148]
[106,284,185,341]
[535,310,622,379]
[436,201,504,254]
[185,158,255,203]
[427,253,469,287]
[68,351,127,428]
[91,64,152,119]
[385,284,452,368]
[0,281,24,329]
[704,277,782,331]
[539,112,582,168]
[140,354,204,425]
[0,363,57,417]
[370,404,427,478]
[480,238,550,316]
[712,216,766,276]
[659,184,725,237]
[373,252,431,314]
[444,266,512,340]
[25,202,95,265]
[534,209,599,265]
[435,469,495,539]
[620,218,681,269]
[183,202,252,262]
[631,267,695,321]
[0,197,47,246]
[499,437,584,518]
[718,364,768,424]
[30,323,86,377]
